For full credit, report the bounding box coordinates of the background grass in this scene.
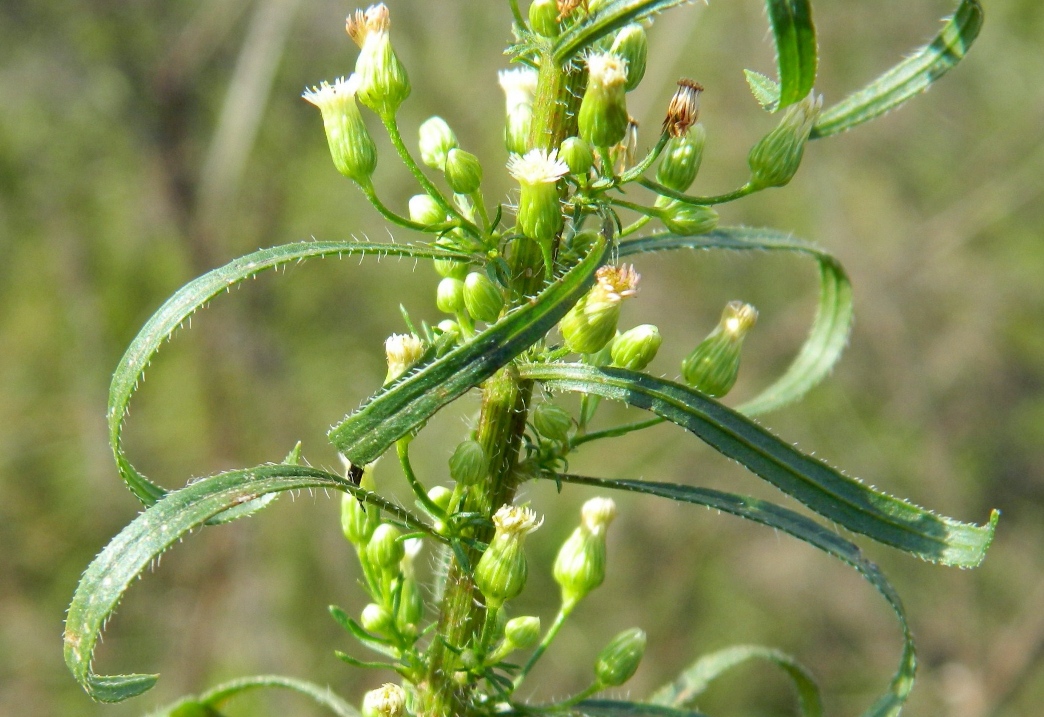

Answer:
[1,0,1042,715]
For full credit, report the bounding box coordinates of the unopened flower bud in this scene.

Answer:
[505,616,542,649]
[449,439,488,485]
[444,148,483,194]
[560,264,639,354]
[611,324,661,371]
[579,53,629,148]
[463,272,504,323]
[361,602,394,634]
[554,497,616,608]
[437,319,461,341]
[427,485,454,514]
[408,193,444,227]
[748,91,822,189]
[559,137,594,176]
[346,4,411,117]
[658,201,718,236]
[433,236,468,279]
[474,505,542,608]
[533,403,572,442]
[303,76,378,185]
[436,277,466,315]
[499,68,539,155]
[656,124,706,193]
[341,464,379,545]
[397,540,424,629]
[367,523,405,571]
[662,79,703,138]
[611,24,648,92]
[385,333,424,383]
[681,301,758,397]
[529,0,559,36]
[595,628,646,687]
[418,116,459,170]
[362,683,406,717]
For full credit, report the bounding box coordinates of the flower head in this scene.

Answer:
[362,683,406,717]
[579,53,630,148]
[499,67,540,154]
[385,333,424,383]
[662,79,703,138]
[346,3,410,116]
[492,504,543,536]
[507,148,570,186]
[346,3,390,47]
[302,75,377,184]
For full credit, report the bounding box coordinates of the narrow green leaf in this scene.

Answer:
[520,363,998,567]
[145,675,359,717]
[573,700,709,717]
[744,69,781,111]
[109,240,469,506]
[64,464,429,702]
[538,472,915,717]
[618,228,853,415]
[551,0,689,65]
[328,236,608,465]
[765,0,818,108]
[811,0,984,138]
[649,645,821,717]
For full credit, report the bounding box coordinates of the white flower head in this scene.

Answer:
[594,264,640,302]
[385,333,424,381]
[493,504,543,537]
[301,74,361,110]
[507,148,570,186]
[499,67,540,112]
[581,497,617,535]
[586,52,628,88]
[362,683,405,717]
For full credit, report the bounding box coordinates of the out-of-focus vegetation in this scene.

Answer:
[1,0,1042,715]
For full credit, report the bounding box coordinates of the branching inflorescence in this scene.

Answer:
[65,1,996,716]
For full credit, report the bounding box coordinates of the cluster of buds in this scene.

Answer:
[341,464,426,642]
[682,301,759,397]
[560,264,640,354]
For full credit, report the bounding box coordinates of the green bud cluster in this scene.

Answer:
[682,301,758,397]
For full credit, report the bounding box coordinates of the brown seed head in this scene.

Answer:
[557,0,588,21]
[346,3,390,48]
[662,79,704,138]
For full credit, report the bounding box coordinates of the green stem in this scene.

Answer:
[620,133,669,184]
[397,439,447,520]
[514,603,573,689]
[379,112,482,239]
[570,417,665,449]
[471,189,493,233]
[523,683,604,712]
[609,197,660,218]
[509,0,525,29]
[639,177,757,206]
[359,181,455,234]
[619,215,652,237]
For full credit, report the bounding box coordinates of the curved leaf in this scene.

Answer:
[766,0,818,108]
[64,464,429,702]
[649,644,821,717]
[520,363,998,566]
[538,472,915,717]
[573,700,709,717]
[145,675,359,717]
[618,228,852,415]
[328,236,608,465]
[551,0,690,65]
[109,240,469,506]
[811,0,984,138]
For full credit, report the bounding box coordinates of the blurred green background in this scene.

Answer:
[2,0,1043,715]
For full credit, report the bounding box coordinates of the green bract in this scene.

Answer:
[65,2,996,717]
